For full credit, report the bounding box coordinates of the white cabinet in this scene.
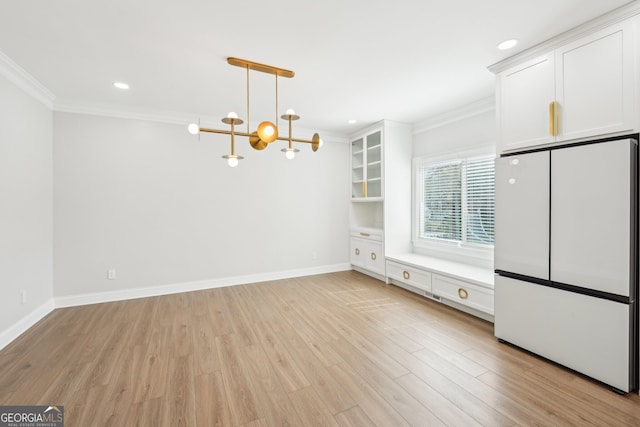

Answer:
[556,21,635,142]
[498,53,555,150]
[496,19,637,153]
[386,254,495,319]
[350,236,384,276]
[432,274,494,316]
[351,130,382,199]
[349,121,412,279]
[386,260,432,293]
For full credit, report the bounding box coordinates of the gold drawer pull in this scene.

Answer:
[370,252,377,261]
[355,248,360,256]
[458,288,469,300]
[360,232,371,237]
[403,271,410,280]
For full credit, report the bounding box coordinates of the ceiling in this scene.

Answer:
[0,0,633,137]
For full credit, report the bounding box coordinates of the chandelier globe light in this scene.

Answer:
[187,58,322,167]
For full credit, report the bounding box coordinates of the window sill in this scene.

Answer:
[412,238,493,270]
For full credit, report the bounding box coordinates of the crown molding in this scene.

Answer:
[0,50,55,109]
[54,99,198,125]
[412,96,495,134]
[53,99,349,143]
[488,0,640,74]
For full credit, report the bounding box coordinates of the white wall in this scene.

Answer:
[0,73,54,339]
[53,112,350,298]
[413,108,496,158]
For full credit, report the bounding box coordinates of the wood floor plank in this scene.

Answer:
[331,337,447,427]
[194,372,233,426]
[191,314,220,375]
[125,397,163,427]
[289,386,341,427]
[1,270,639,426]
[334,405,377,427]
[414,345,488,378]
[240,342,305,427]
[264,317,357,414]
[216,333,261,425]
[252,320,311,392]
[163,355,197,427]
[330,317,410,380]
[327,363,411,427]
[395,373,485,427]
[132,338,170,402]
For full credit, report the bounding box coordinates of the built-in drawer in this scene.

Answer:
[386,260,432,293]
[350,229,383,241]
[432,274,494,315]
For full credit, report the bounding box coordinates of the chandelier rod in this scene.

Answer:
[246,65,250,134]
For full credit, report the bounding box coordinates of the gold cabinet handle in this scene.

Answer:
[370,252,377,261]
[458,288,469,300]
[355,248,360,256]
[362,182,367,197]
[360,232,370,237]
[549,101,560,136]
[403,271,410,280]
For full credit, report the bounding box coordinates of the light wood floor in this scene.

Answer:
[1,271,639,426]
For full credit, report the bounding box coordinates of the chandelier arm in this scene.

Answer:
[199,127,317,144]
[275,135,316,144]
[199,127,252,138]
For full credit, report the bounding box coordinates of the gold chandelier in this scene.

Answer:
[188,57,322,167]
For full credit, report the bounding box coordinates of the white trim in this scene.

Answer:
[412,97,495,135]
[0,50,55,109]
[0,300,55,351]
[349,119,411,141]
[54,263,351,308]
[488,0,640,73]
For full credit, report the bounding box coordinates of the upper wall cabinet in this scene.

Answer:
[351,130,383,200]
[496,18,638,154]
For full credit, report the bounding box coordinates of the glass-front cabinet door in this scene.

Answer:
[351,130,382,199]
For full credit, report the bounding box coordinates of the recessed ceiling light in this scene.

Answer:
[113,82,130,90]
[348,119,357,124]
[497,39,518,50]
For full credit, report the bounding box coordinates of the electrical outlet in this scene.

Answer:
[21,290,27,304]
[107,269,116,280]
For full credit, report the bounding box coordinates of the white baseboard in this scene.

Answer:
[54,263,351,308]
[0,299,55,351]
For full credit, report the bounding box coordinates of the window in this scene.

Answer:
[417,155,495,246]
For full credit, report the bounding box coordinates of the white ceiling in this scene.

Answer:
[0,0,633,136]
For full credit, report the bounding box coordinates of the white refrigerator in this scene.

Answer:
[494,137,637,393]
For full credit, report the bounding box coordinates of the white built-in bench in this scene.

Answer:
[385,253,494,321]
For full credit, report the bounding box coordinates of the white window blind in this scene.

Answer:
[418,155,494,245]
